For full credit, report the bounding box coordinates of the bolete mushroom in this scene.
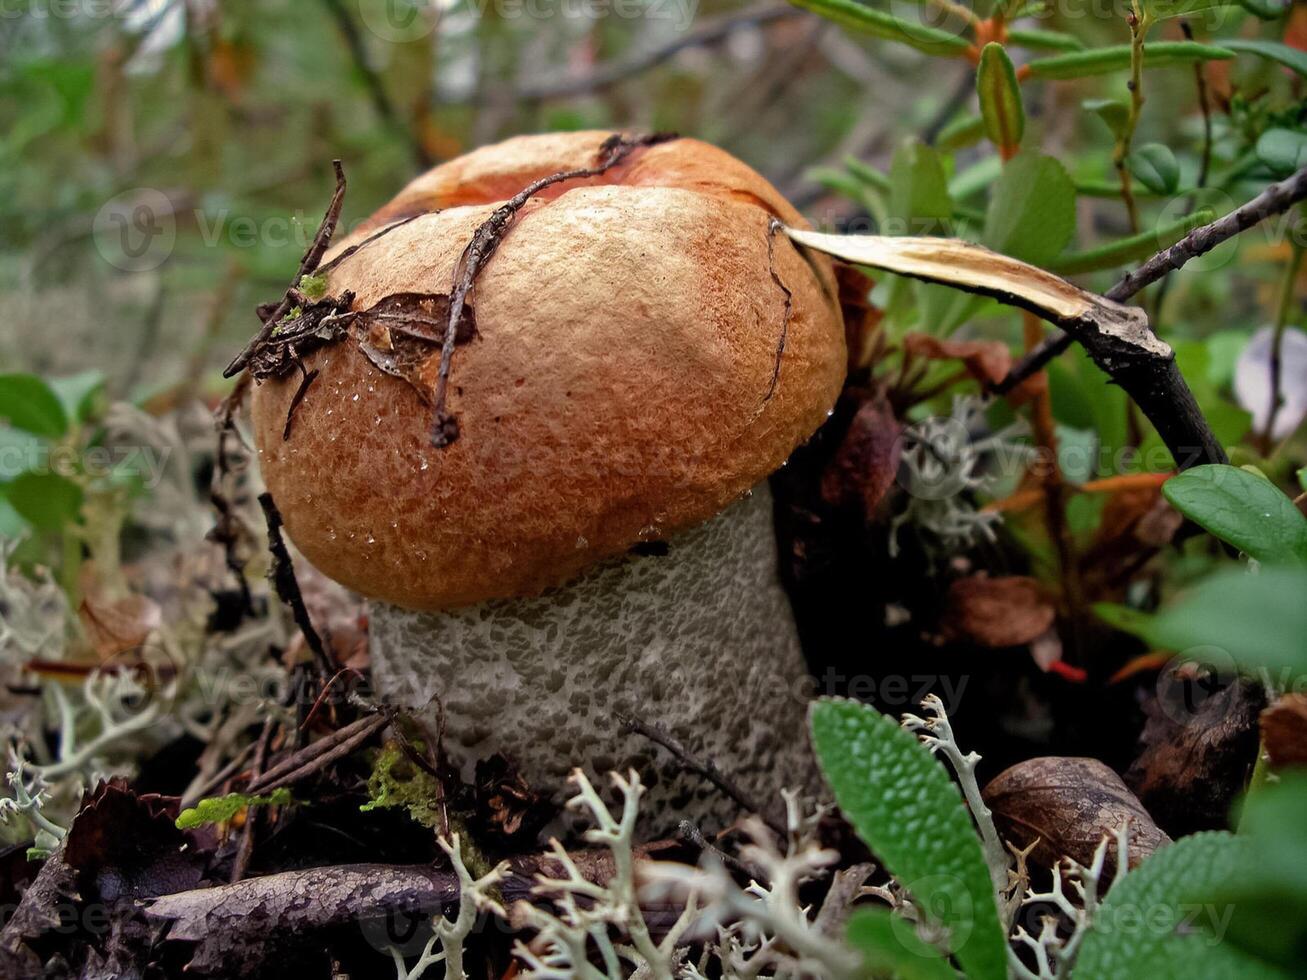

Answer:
[249,132,847,827]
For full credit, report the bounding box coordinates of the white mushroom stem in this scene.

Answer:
[367,482,817,831]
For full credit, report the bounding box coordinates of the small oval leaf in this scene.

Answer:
[1128,143,1181,195]
[1161,464,1307,564]
[1026,41,1235,80]
[977,43,1025,154]
[0,373,69,439]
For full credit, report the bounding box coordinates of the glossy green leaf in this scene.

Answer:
[786,0,972,56]
[983,153,1076,263]
[1008,27,1084,52]
[846,906,959,980]
[0,471,83,532]
[1161,464,1307,564]
[1128,142,1180,194]
[1026,41,1235,80]
[1049,209,1213,274]
[1255,128,1307,178]
[0,374,68,439]
[810,699,1007,980]
[977,44,1025,153]
[1076,833,1262,979]
[1094,565,1307,682]
[1224,38,1307,79]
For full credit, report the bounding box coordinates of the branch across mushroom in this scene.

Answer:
[248,132,847,827]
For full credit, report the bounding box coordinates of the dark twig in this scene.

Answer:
[430,132,677,445]
[231,719,275,884]
[676,821,758,879]
[995,164,1307,403]
[224,161,348,379]
[764,219,793,402]
[246,712,389,795]
[258,492,332,675]
[617,713,786,837]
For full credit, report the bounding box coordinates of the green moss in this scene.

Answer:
[360,741,444,829]
[176,788,292,829]
[299,273,328,299]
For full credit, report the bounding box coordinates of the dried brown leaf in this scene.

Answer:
[1261,693,1307,770]
[903,333,1012,386]
[983,756,1170,873]
[943,575,1056,648]
[819,394,902,518]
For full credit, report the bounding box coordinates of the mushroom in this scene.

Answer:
[249,132,847,827]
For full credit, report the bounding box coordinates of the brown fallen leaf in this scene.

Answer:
[1261,693,1307,770]
[78,592,161,660]
[943,575,1056,648]
[1125,666,1264,836]
[983,756,1170,874]
[819,393,902,519]
[903,333,1012,386]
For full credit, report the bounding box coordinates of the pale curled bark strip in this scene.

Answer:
[784,228,1226,468]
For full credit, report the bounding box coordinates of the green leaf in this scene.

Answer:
[977,44,1025,153]
[1094,565,1307,682]
[1008,27,1084,52]
[0,374,68,439]
[1026,41,1235,80]
[846,906,959,980]
[1216,774,1307,968]
[1255,128,1307,178]
[983,153,1076,263]
[49,371,106,426]
[1128,143,1180,195]
[1161,464,1307,564]
[176,788,293,829]
[889,139,953,235]
[936,113,986,152]
[1049,209,1213,274]
[1083,97,1130,137]
[1224,38,1307,79]
[786,0,972,56]
[810,699,1007,980]
[1076,832,1260,979]
[0,471,83,532]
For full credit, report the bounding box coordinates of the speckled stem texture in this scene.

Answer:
[368,483,818,833]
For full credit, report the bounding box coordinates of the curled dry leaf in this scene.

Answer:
[819,392,902,519]
[982,756,1170,873]
[1260,693,1307,770]
[943,574,1056,648]
[78,592,162,660]
[903,333,1012,387]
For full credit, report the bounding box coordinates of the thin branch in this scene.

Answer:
[996,163,1307,395]
[258,492,332,674]
[616,713,785,837]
